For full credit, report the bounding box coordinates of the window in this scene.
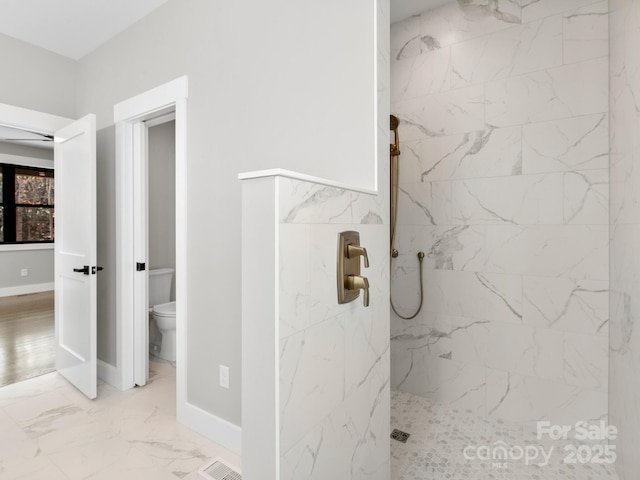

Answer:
[0,164,54,244]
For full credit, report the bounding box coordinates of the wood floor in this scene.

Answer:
[0,291,55,387]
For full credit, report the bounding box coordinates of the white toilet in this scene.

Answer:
[149,268,177,362]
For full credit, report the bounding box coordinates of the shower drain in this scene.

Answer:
[198,459,241,480]
[391,428,411,443]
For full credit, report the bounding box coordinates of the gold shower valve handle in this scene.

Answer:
[347,244,370,268]
[346,275,370,307]
[337,231,371,306]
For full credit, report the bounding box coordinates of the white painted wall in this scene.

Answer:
[76,0,376,188]
[0,248,54,295]
[148,120,176,301]
[96,126,117,366]
[76,0,380,428]
[0,32,77,297]
[0,143,52,160]
[241,2,390,475]
[0,33,78,118]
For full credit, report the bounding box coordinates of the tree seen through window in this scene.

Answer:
[0,164,54,243]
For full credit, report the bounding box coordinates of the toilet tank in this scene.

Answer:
[149,268,175,307]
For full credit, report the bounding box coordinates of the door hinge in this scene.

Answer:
[136,262,146,272]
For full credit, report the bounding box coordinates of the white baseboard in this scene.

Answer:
[97,359,125,391]
[179,401,242,455]
[0,282,54,298]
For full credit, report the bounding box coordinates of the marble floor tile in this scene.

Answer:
[48,435,137,479]
[3,389,91,439]
[3,361,622,479]
[75,447,178,480]
[0,453,70,480]
[0,358,240,480]
[0,368,69,409]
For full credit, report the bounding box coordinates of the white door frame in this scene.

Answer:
[0,103,71,139]
[114,77,188,415]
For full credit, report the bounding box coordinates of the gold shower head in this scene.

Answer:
[390,114,399,131]
[390,114,401,156]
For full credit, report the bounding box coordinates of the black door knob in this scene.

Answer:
[73,265,90,275]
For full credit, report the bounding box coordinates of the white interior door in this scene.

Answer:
[133,122,149,386]
[54,114,97,399]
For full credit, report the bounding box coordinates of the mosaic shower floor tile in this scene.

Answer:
[391,390,619,480]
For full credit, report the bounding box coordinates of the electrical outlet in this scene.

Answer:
[219,365,229,389]
[20,269,28,277]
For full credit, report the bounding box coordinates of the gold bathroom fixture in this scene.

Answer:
[346,275,370,307]
[337,231,371,307]
[390,114,401,157]
[390,114,401,257]
[389,114,426,320]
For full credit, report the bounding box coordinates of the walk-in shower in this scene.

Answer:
[390,0,618,478]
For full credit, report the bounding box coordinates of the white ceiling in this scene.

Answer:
[0,0,169,60]
[391,0,454,23]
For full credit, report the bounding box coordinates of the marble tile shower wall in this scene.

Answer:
[390,0,609,426]
[609,0,640,478]
[277,178,390,479]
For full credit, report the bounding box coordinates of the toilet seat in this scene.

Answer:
[152,301,176,317]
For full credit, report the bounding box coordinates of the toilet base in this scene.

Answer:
[155,329,176,362]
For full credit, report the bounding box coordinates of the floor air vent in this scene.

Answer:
[198,459,241,480]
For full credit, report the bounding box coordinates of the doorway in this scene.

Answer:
[0,140,56,386]
[146,118,176,369]
[0,104,98,399]
[114,76,188,420]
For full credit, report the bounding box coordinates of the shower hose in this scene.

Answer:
[390,251,424,320]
